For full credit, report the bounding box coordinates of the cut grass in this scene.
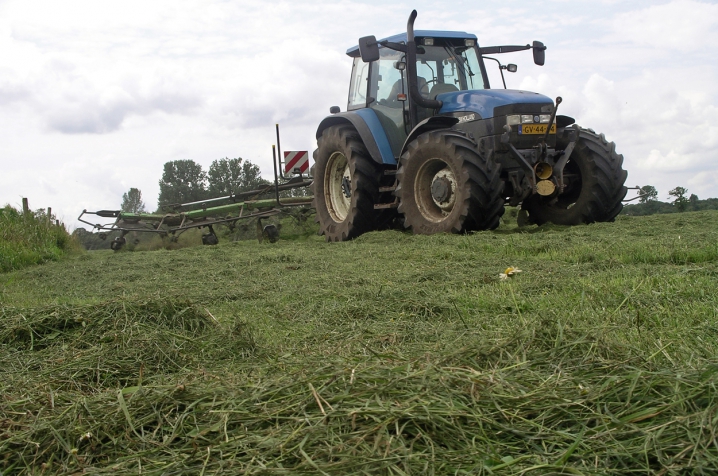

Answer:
[1,211,717,474]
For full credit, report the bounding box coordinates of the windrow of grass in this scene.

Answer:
[0,206,78,273]
[1,211,717,474]
[2,304,716,474]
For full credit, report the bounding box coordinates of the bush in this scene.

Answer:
[0,205,80,272]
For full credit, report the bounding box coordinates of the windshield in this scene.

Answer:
[416,41,485,93]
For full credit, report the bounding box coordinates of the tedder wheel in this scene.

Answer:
[523,127,627,225]
[312,124,382,241]
[110,236,126,251]
[263,224,279,243]
[201,233,218,245]
[201,226,219,245]
[396,129,504,234]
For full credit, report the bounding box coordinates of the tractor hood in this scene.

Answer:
[437,89,553,119]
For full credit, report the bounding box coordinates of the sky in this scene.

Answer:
[1,0,717,230]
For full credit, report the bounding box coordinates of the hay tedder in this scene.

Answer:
[78,127,314,250]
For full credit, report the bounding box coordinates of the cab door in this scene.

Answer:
[368,48,409,159]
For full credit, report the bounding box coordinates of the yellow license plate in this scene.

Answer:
[519,124,556,135]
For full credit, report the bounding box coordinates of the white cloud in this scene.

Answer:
[612,0,718,51]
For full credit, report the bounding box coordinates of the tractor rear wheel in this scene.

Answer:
[523,127,627,225]
[312,125,382,241]
[396,129,504,234]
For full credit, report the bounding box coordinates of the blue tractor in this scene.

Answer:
[312,10,627,241]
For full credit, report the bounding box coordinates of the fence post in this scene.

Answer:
[22,197,29,215]
[47,207,52,226]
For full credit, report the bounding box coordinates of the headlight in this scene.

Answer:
[507,115,521,126]
[539,115,551,123]
[521,115,533,123]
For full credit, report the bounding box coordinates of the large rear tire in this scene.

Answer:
[312,125,382,241]
[396,129,504,234]
[523,127,627,225]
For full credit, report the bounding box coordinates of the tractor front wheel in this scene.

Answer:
[396,129,504,234]
[523,127,627,225]
[312,125,382,241]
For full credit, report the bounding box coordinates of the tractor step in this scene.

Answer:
[375,200,399,209]
[379,186,397,192]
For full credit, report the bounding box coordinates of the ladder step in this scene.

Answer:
[374,201,398,209]
[379,186,396,192]
[383,169,398,176]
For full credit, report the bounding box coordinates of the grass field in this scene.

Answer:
[1,211,717,474]
[0,206,77,273]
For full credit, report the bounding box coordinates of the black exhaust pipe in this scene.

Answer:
[406,10,442,112]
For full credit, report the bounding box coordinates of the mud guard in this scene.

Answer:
[399,116,459,157]
[315,109,396,165]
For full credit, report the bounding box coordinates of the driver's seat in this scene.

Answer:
[429,82,459,99]
[387,77,430,101]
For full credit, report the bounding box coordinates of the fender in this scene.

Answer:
[399,115,459,158]
[315,109,396,165]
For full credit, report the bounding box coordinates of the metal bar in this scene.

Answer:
[505,143,537,190]
[276,123,287,180]
[273,145,283,206]
[541,96,562,145]
[554,124,578,191]
[623,186,646,203]
[169,194,236,210]
[165,179,309,212]
[482,56,507,89]
[83,208,287,235]
[479,44,531,55]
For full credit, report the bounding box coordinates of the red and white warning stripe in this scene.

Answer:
[284,150,309,175]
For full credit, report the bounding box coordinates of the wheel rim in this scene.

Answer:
[325,151,351,222]
[414,158,457,222]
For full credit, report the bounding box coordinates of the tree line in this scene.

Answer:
[622,185,718,216]
[120,157,270,214]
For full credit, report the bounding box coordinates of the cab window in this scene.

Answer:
[348,58,370,110]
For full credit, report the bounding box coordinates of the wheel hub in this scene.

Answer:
[430,168,457,212]
[341,176,352,198]
[431,176,452,203]
[413,159,459,222]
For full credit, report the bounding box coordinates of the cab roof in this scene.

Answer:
[346,30,478,57]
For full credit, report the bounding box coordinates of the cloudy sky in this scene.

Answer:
[2,0,717,229]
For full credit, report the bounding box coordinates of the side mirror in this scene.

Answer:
[532,41,546,66]
[507,64,517,73]
[358,36,380,63]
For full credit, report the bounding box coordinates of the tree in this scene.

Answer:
[157,160,208,210]
[638,185,658,203]
[207,157,269,197]
[689,193,699,211]
[121,188,146,214]
[668,186,689,212]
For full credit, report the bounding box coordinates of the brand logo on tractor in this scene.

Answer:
[457,114,476,124]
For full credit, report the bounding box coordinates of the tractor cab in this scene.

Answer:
[346,32,487,158]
